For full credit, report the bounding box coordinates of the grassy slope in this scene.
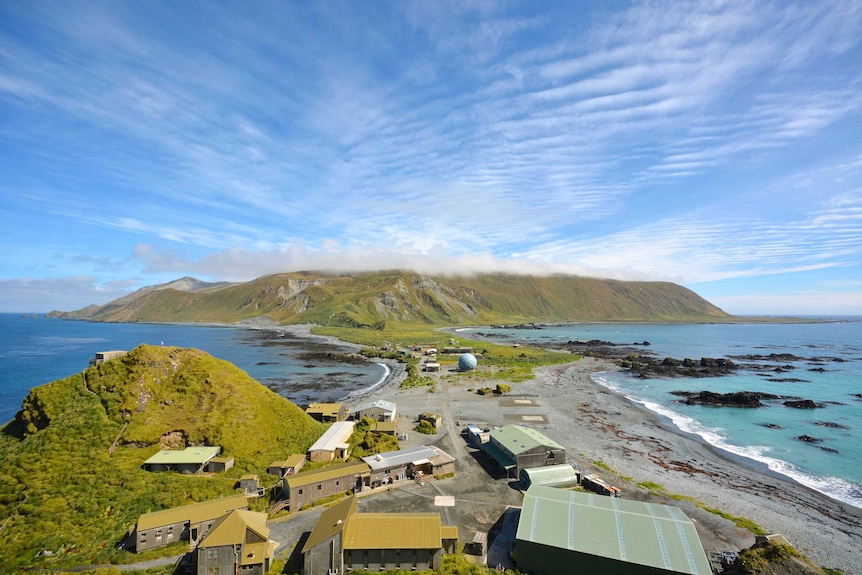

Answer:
[0,345,325,572]
[77,271,731,325]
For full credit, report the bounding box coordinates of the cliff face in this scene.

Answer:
[52,270,731,326]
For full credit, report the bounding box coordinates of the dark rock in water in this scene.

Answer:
[797,435,822,443]
[819,446,839,454]
[729,352,804,362]
[771,378,810,383]
[784,399,819,409]
[808,367,827,372]
[760,423,783,430]
[674,390,780,408]
[814,421,849,429]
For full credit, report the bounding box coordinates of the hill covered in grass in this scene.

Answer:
[0,345,325,572]
[51,270,731,326]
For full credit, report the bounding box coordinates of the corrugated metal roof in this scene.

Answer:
[354,399,396,413]
[198,509,270,548]
[343,514,443,549]
[517,486,712,575]
[489,425,564,455]
[143,446,221,465]
[137,493,248,531]
[308,421,355,453]
[286,461,370,488]
[362,445,438,471]
[520,464,580,487]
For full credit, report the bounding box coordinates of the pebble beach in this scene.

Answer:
[356,354,862,574]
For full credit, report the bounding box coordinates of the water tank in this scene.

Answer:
[458,353,478,371]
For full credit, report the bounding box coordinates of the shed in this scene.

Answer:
[306,402,349,423]
[516,485,712,575]
[206,456,235,473]
[519,464,581,489]
[307,421,355,462]
[143,446,222,474]
[268,453,306,477]
[354,399,397,422]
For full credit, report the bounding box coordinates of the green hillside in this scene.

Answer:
[53,270,731,326]
[0,345,325,572]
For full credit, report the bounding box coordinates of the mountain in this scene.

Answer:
[0,345,325,571]
[53,271,731,325]
[47,276,232,319]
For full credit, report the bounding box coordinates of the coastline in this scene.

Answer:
[357,354,861,573]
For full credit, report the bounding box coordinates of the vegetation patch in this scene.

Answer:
[0,345,327,572]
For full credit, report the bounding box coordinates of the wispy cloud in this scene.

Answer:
[1,1,861,313]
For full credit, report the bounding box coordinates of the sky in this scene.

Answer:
[2,1,862,316]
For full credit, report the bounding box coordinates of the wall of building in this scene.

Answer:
[356,407,394,421]
[303,534,342,575]
[517,540,678,575]
[288,475,359,511]
[343,548,439,571]
[135,520,186,552]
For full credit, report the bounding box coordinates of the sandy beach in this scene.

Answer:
[341,354,861,574]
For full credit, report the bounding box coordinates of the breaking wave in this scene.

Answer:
[591,372,862,510]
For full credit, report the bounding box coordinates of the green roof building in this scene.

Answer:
[516,485,712,575]
[142,446,222,474]
[482,425,566,478]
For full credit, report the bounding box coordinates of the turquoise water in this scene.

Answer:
[0,314,387,424]
[456,320,862,508]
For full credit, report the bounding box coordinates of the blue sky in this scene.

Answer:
[2,1,861,315]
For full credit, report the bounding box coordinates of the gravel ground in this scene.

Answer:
[264,345,861,574]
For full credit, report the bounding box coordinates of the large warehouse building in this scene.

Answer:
[482,425,566,478]
[516,485,712,575]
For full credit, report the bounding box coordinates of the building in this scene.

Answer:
[307,421,356,462]
[423,362,440,372]
[195,509,276,575]
[89,350,127,366]
[519,463,581,489]
[302,496,458,575]
[354,399,397,422]
[283,461,371,511]
[133,493,248,552]
[464,424,489,447]
[268,453,306,478]
[142,446,222,474]
[306,402,349,422]
[239,474,260,496]
[361,445,455,487]
[582,473,622,497]
[516,485,712,575]
[368,420,397,436]
[442,346,473,354]
[481,425,565,478]
[418,412,442,431]
[206,456,235,473]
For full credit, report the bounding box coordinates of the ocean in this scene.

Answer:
[4,314,860,510]
[455,319,862,509]
[0,314,388,425]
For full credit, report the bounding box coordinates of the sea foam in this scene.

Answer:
[591,372,862,510]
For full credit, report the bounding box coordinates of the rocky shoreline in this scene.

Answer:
[262,322,861,572]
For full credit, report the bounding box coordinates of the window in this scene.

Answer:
[317,484,322,490]
[298,488,303,495]
[335,480,340,486]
